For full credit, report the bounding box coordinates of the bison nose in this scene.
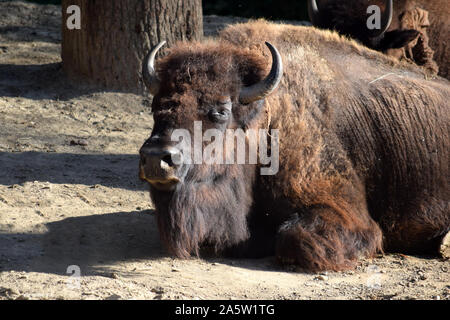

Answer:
[139,147,183,168]
[139,146,182,190]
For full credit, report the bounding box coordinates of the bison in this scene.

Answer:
[139,20,449,272]
[308,0,449,79]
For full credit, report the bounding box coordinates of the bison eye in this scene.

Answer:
[208,109,230,123]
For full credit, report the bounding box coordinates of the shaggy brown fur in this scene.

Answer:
[396,0,450,79]
[385,7,438,75]
[311,0,449,78]
[148,42,268,257]
[141,20,449,272]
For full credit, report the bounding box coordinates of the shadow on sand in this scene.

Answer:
[0,209,280,276]
[0,210,165,276]
[0,62,125,101]
[0,151,147,191]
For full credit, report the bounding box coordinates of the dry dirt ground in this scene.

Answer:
[0,1,448,300]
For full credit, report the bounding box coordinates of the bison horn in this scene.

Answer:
[142,40,166,96]
[307,0,322,27]
[368,0,393,38]
[239,42,283,105]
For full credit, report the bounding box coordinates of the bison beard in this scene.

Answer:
[150,165,255,258]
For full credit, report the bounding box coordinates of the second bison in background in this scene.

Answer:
[308,0,449,79]
[139,20,449,272]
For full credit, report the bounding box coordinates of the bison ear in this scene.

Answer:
[379,29,420,50]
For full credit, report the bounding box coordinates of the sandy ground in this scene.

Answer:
[0,1,448,300]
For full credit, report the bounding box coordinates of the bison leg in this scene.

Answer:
[381,198,449,255]
[275,205,383,272]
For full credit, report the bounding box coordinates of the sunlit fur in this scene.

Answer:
[145,20,449,272]
[149,42,268,258]
[310,0,449,78]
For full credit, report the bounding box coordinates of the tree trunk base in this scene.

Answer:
[61,0,203,94]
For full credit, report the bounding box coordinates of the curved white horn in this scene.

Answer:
[308,0,322,26]
[239,42,283,104]
[142,41,166,95]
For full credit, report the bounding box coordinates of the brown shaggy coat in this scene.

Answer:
[145,20,449,272]
[393,0,450,79]
[311,0,449,79]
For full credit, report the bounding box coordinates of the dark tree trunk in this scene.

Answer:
[61,0,203,93]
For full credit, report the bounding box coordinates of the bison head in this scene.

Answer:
[138,41,283,257]
[308,0,420,54]
[139,41,282,191]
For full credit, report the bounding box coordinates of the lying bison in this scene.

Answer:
[308,0,449,78]
[139,20,449,272]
